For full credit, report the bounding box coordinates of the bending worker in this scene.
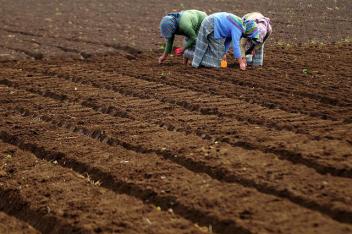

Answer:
[192,12,259,70]
[241,12,272,66]
[159,9,207,64]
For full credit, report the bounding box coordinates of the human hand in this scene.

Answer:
[237,57,246,70]
[240,61,247,70]
[242,56,247,65]
[158,54,167,64]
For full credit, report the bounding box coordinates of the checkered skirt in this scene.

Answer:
[191,15,225,68]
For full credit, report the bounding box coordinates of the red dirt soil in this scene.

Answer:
[0,0,352,234]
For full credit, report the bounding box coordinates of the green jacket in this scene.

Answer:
[165,10,207,54]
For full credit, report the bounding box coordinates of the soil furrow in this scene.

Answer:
[0,140,204,234]
[0,2,351,234]
[0,211,39,234]
[6,69,351,177]
[185,47,352,106]
[36,66,352,142]
[1,85,352,225]
[1,111,352,233]
[0,26,141,57]
[0,44,41,60]
[0,115,248,234]
[173,68,352,108]
[72,52,352,121]
[116,66,352,122]
[0,187,90,234]
[19,38,93,60]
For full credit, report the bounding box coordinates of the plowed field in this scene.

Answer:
[0,0,352,233]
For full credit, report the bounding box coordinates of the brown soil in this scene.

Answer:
[0,211,38,234]
[0,0,351,60]
[0,0,351,234]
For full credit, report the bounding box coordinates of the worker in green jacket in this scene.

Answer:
[159,10,207,64]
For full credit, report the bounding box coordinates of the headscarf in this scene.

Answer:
[243,19,260,44]
[256,17,272,43]
[243,12,272,43]
[160,12,182,39]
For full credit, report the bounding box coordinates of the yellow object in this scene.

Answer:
[221,59,227,68]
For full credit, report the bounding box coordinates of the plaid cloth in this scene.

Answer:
[253,44,264,66]
[246,44,264,66]
[183,49,194,60]
[192,15,225,68]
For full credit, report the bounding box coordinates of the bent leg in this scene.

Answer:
[252,44,264,66]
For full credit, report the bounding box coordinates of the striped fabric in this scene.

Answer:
[243,20,260,41]
[226,15,244,33]
[192,15,225,68]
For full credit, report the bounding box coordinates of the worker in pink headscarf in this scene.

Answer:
[241,12,272,66]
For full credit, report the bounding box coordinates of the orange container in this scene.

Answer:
[221,59,227,68]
